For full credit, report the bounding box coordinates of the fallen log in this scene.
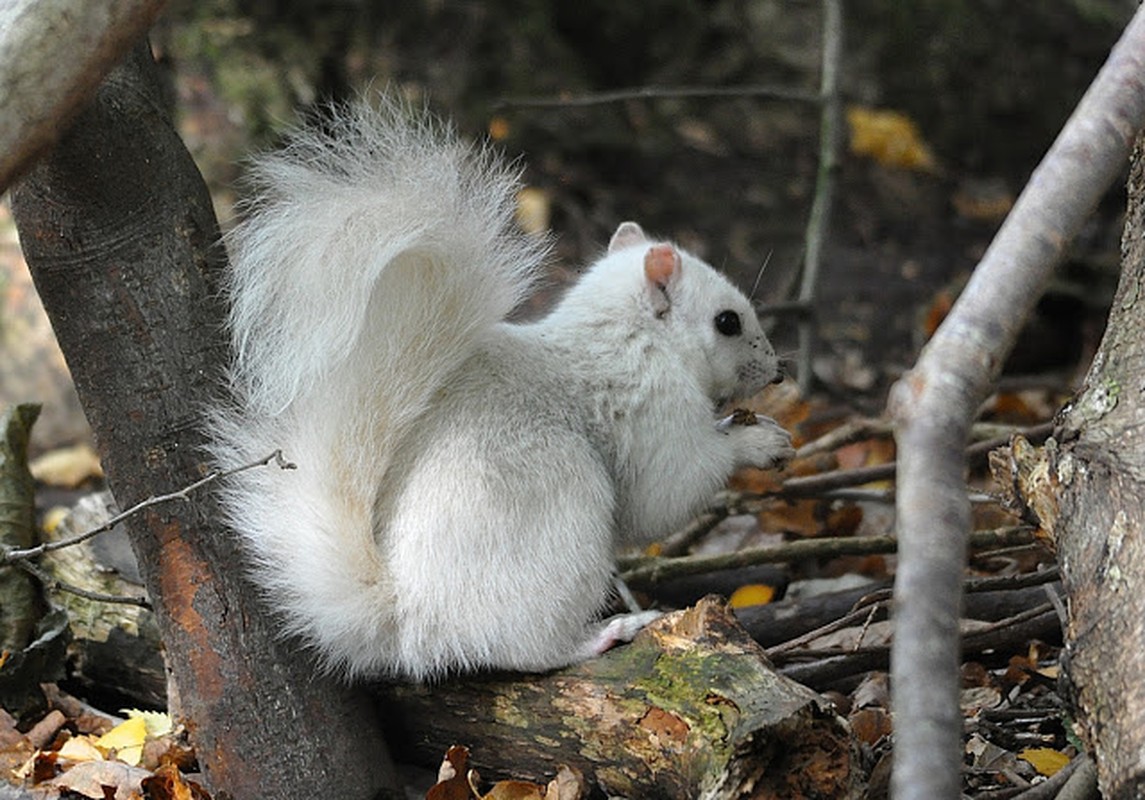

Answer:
[379,597,863,800]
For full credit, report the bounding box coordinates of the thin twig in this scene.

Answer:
[853,602,881,651]
[964,566,1060,593]
[755,299,814,320]
[16,558,151,608]
[766,597,890,658]
[774,602,1059,678]
[966,421,1054,462]
[1042,582,1069,626]
[3,449,294,565]
[619,526,1035,587]
[650,420,1046,558]
[495,83,821,111]
[657,511,724,557]
[795,0,844,394]
[796,416,891,459]
[780,461,896,496]
[783,422,1053,499]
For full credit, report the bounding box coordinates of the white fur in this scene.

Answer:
[209,97,794,681]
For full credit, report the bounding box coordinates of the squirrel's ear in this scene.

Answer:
[608,221,648,253]
[643,244,681,317]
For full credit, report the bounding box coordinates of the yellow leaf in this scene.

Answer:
[40,506,71,536]
[95,715,147,766]
[846,107,936,172]
[57,736,104,763]
[122,708,174,738]
[29,444,103,487]
[1019,748,1071,777]
[515,187,550,236]
[728,583,776,608]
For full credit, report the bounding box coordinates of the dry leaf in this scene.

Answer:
[728,583,776,608]
[122,709,174,738]
[47,759,151,800]
[483,779,546,800]
[427,745,473,800]
[1019,748,1071,777]
[848,707,893,746]
[57,736,105,764]
[847,106,937,172]
[544,765,585,800]
[923,289,954,339]
[515,188,550,235]
[952,179,1013,222]
[29,443,103,487]
[141,762,211,800]
[95,716,148,766]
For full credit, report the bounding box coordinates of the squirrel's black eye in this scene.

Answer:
[714,310,742,337]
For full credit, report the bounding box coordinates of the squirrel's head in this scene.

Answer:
[606,222,783,409]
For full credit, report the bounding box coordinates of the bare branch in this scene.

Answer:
[619,526,1034,588]
[887,8,1145,799]
[766,595,889,658]
[495,83,820,110]
[2,450,292,565]
[16,558,150,608]
[795,0,845,394]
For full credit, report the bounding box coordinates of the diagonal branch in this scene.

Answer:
[0,0,165,192]
[887,7,1145,799]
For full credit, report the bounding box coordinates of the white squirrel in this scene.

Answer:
[210,98,794,681]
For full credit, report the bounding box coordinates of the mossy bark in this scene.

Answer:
[382,597,861,800]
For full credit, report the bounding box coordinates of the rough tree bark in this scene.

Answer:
[1053,135,1145,798]
[887,8,1145,800]
[10,42,399,800]
[999,134,1145,800]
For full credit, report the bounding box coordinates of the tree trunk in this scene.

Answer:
[10,41,398,800]
[993,133,1145,800]
[1048,133,1145,800]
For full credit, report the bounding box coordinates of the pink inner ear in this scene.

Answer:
[644,244,680,288]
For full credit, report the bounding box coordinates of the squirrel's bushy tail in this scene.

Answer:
[209,98,546,675]
[227,97,543,416]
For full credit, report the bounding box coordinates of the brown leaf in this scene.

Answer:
[47,758,151,800]
[140,762,211,800]
[849,707,893,746]
[482,779,545,800]
[544,766,585,800]
[427,745,473,800]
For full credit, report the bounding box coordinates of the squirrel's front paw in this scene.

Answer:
[720,412,795,470]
